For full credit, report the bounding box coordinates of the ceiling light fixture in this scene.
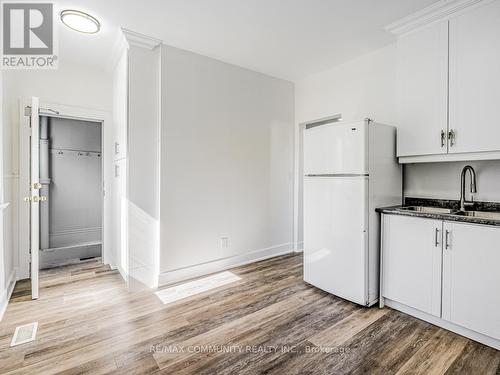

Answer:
[60,10,100,34]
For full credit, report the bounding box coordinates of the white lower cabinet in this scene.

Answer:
[442,222,500,341]
[382,214,500,347]
[382,215,442,317]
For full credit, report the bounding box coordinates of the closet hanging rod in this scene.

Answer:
[49,148,101,157]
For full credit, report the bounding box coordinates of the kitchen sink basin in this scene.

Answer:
[396,206,459,214]
[395,206,500,221]
[454,210,500,221]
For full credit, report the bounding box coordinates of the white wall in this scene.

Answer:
[2,63,112,280]
[295,44,397,126]
[159,45,294,282]
[404,161,500,202]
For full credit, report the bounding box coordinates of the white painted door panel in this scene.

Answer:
[449,0,500,154]
[304,122,367,175]
[382,215,442,317]
[396,21,448,157]
[442,222,500,340]
[304,176,368,305]
[30,97,40,299]
[113,49,128,161]
[113,158,128,280]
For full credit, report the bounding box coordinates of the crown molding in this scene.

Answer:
[107,28,162,72]
[385,0,489,35]
[121,28,162,50]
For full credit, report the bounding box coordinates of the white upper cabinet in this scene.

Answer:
[396,21,449,158]
[448,0,500,154]
[393,0,500,162]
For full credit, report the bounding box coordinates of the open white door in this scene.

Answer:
[28,97,41,299]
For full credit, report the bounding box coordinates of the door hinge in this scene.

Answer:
[24,106,32,117]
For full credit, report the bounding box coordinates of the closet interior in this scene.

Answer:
[39,116,103,269]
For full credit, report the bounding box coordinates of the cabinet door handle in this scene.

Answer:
[434,228,440,247]
[448,130,455,147]
[445,230,450,249]
[114,142,120,155]
[440,130,445,148]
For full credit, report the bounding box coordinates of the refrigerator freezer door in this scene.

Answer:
[304,121,367,175]
[303,176,368,305]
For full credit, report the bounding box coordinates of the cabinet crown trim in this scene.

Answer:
[122,28,162,50]
[385,0,488,35]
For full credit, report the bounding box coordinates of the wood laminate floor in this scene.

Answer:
[0,254,499,374]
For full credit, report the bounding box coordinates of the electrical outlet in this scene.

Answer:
[220,237,229,249]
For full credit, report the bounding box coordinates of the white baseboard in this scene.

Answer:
[0,269,17,321]
[158,243,294,287]
[294,241,304,253]
[108,260,127,282]
[384,298,500,351]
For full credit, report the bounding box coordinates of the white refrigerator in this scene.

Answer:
[303,119,401,306]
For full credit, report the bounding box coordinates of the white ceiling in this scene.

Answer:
[54,0,439,80]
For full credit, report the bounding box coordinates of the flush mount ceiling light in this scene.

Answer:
[60,10,100,34]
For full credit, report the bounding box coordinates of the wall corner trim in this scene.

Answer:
[121,28,162,50]
[0,269,17,321]
[385,0,488,35]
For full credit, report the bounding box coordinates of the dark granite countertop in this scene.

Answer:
[376,197,500,227]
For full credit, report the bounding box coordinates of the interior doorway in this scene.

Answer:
[19,98,110,299]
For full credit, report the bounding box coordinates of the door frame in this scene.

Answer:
[18,99,112,281]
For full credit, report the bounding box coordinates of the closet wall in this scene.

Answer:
[40,117,102,268]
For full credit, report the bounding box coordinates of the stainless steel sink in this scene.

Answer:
[454,211,500,221]
[396,206,500,221]
[397,206,459,214]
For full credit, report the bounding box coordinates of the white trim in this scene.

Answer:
[398,150,500,164]
[385,0,490,35]
[158,243,294,287]
[42,241,102,253]
[121,28,162,50]
[384,298,500,350]
[108,261,127,282]
[49,226,102,237]
[294,241,304,253]
[0,269,17,321]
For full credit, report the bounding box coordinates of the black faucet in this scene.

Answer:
[459,165,477,211]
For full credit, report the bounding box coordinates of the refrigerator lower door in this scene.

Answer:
[304,176,368,305]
